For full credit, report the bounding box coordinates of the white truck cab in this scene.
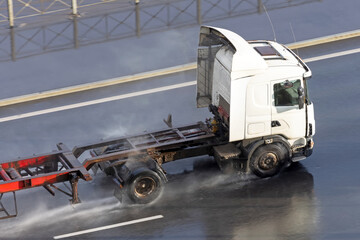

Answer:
[197,26,315,177]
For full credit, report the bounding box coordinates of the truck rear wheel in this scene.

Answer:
[126,169,164,204]
[250,143,288,178]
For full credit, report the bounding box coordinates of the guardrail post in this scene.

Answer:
[197,0,202,24]
[7,0,14,28]
[135,0,140,37]
[258,0,263,13]
[10,27,16,61]
[71,0,78,15]
[73,16,79,48]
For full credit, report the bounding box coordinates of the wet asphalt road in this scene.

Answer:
[1,0,360,239]
[0,44,359,240]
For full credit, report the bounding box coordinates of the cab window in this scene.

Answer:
[274,80,301,106]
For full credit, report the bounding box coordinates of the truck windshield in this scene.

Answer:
[274,80,301,106]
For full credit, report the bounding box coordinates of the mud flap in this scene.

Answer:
[112,176,124,203]
[113,185,123,203]
[0,192,17,220]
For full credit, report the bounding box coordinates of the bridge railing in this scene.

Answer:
[0,0,320,62]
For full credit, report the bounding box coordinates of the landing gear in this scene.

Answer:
[0,192,17,220]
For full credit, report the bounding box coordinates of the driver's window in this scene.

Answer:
[274,80,301,106]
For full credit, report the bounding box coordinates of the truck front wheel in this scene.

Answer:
[126,169,164,204]
[250,143,288,178]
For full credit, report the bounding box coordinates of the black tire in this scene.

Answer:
[250,143,288,178]
[126,169,164,204]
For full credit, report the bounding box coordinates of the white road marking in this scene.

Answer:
[1,47,360,123]
[0,81,196,123]
[53,215,164,239]
[303,47,360,63]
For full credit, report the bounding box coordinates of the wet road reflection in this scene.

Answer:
[146,160,318,240]
[0,158,318,240]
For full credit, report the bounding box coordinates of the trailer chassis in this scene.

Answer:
[0,122,219,219]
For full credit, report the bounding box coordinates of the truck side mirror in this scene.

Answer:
[297,86,305,109]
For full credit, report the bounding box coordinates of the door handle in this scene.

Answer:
[271,121,281,127]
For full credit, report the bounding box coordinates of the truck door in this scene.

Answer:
[271,79,306,139]
[245,83,271,139]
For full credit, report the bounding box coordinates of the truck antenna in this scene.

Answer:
[263,5,277,42]
[289,22,300,56]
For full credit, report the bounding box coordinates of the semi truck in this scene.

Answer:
[0,26,315,219]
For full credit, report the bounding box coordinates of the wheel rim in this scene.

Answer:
[134,177,156,198]
[258,152,278,171]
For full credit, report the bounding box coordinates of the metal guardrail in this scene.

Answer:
[0,0,126,27]
[0,0,321,62]
[0,0,321,28]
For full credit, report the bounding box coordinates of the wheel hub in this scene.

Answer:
[134,177,156,197]
[259,152,278,170]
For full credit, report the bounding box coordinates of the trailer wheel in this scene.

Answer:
[126,169,164,204]
[250,143,288,178]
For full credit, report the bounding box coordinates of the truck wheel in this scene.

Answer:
[126,169,164,204]
[250,143,288,178]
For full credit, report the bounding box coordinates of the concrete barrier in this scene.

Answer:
[0,29,359,108]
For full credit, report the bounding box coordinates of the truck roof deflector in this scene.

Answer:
[200,26,268,75]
